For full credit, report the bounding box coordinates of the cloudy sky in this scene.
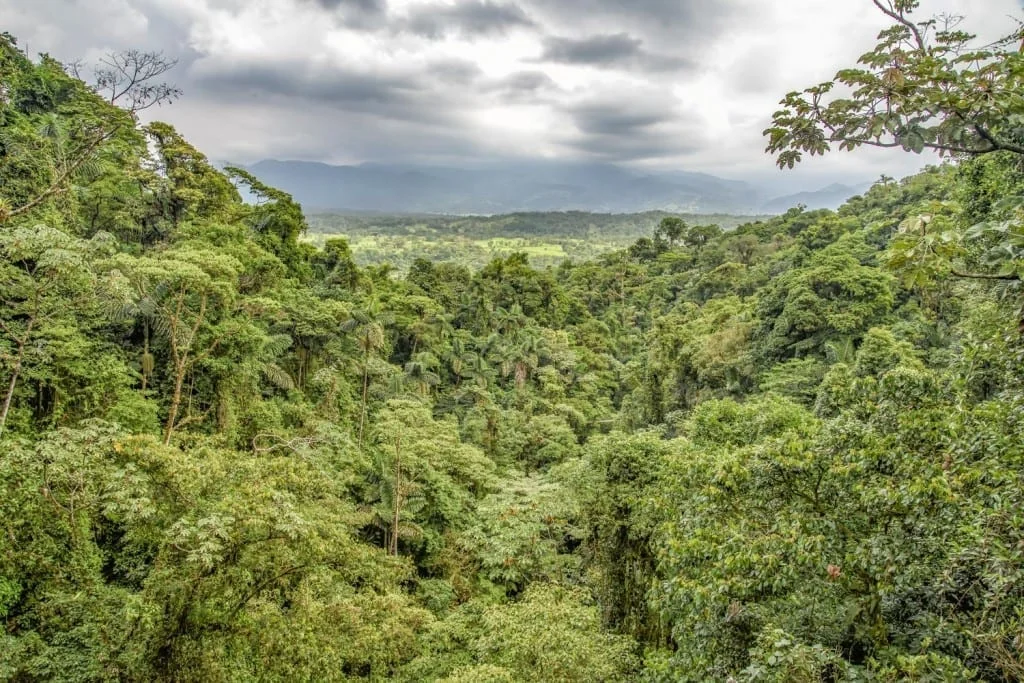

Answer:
[5,0,1022,192]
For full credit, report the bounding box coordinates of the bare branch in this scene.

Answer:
[872,0,927,50]
[84,50,182,114]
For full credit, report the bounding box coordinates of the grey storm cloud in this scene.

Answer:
[559,89,706,160]
[298,0,390,30]
[499,70,556,92]
[560,125,705,162]
[570,104,667,136]
[489,70,560,103]
[194,64,418,104]
[9,0,993,183]
[401,1,536,38]
[189,61,447,123]
[541,33,642,64]
[567,90,678,137]
[430,59,486,85]
[522,0,740,41]
[0,0,735,167]
[538,33,692,71]
[307,0,386,13]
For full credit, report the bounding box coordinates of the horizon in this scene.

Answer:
[242,157,875,211]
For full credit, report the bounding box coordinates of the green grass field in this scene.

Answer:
[304,210,769,272]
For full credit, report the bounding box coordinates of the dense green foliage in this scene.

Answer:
[4,4,1024,679]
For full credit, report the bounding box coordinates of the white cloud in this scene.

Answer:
[4,0,1021,188]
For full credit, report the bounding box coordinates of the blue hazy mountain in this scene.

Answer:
[243,160,870,215]
[760,182,872,214]
[244,160,766,214]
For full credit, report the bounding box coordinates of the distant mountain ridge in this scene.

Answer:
[242,159,868,215]
[761,182,873,214]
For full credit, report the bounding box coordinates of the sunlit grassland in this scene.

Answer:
[304,211,768,272]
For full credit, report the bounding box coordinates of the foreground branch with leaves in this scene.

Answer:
[765,0,1024,167]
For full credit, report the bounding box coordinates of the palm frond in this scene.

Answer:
[262,362,296,391]
[262,333,293,358]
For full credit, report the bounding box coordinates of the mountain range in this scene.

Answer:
[241,159,869,215]
[759,182,874,214]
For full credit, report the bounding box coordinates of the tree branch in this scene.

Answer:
[225,564,309,624]
[950,269,1021,281]
[974,124,1024,156]
[837,135,994,155]
[6,128,116,220]
[872,0,927,50]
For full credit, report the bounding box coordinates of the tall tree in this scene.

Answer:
[0,226,98,436]
[342,302,393,446]
[0,36,136,224]
[107,248,241,444]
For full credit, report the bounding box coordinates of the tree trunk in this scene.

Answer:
[358,360,369,447]
[162,291,206,445]
[0,327,31,439]
[485,414,497,457]
[141,322,151,391]
[164,360,186,445]
[0,358,23,439]
[389,435,402,556]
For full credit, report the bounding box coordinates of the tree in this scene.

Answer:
[0,37,136,224]
[0,424,427,680]
[579,432,671,643]
[683,223,723,252]
[71,50,181,114]
[404,584,639,682]
[106,248,241,444]
[765,1,1024,169]
[766,4,1024,317]
[0,225,100,437]
[458,471,582,595]
[404,351,441,398]
[755,234,895,360]
[342,301,395,446]
[313,237,360,291]
[225,166,312,279]
[456,584,638,681]
[145,122,240,228]
[371,399,495,558]
[654,216,687,248]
